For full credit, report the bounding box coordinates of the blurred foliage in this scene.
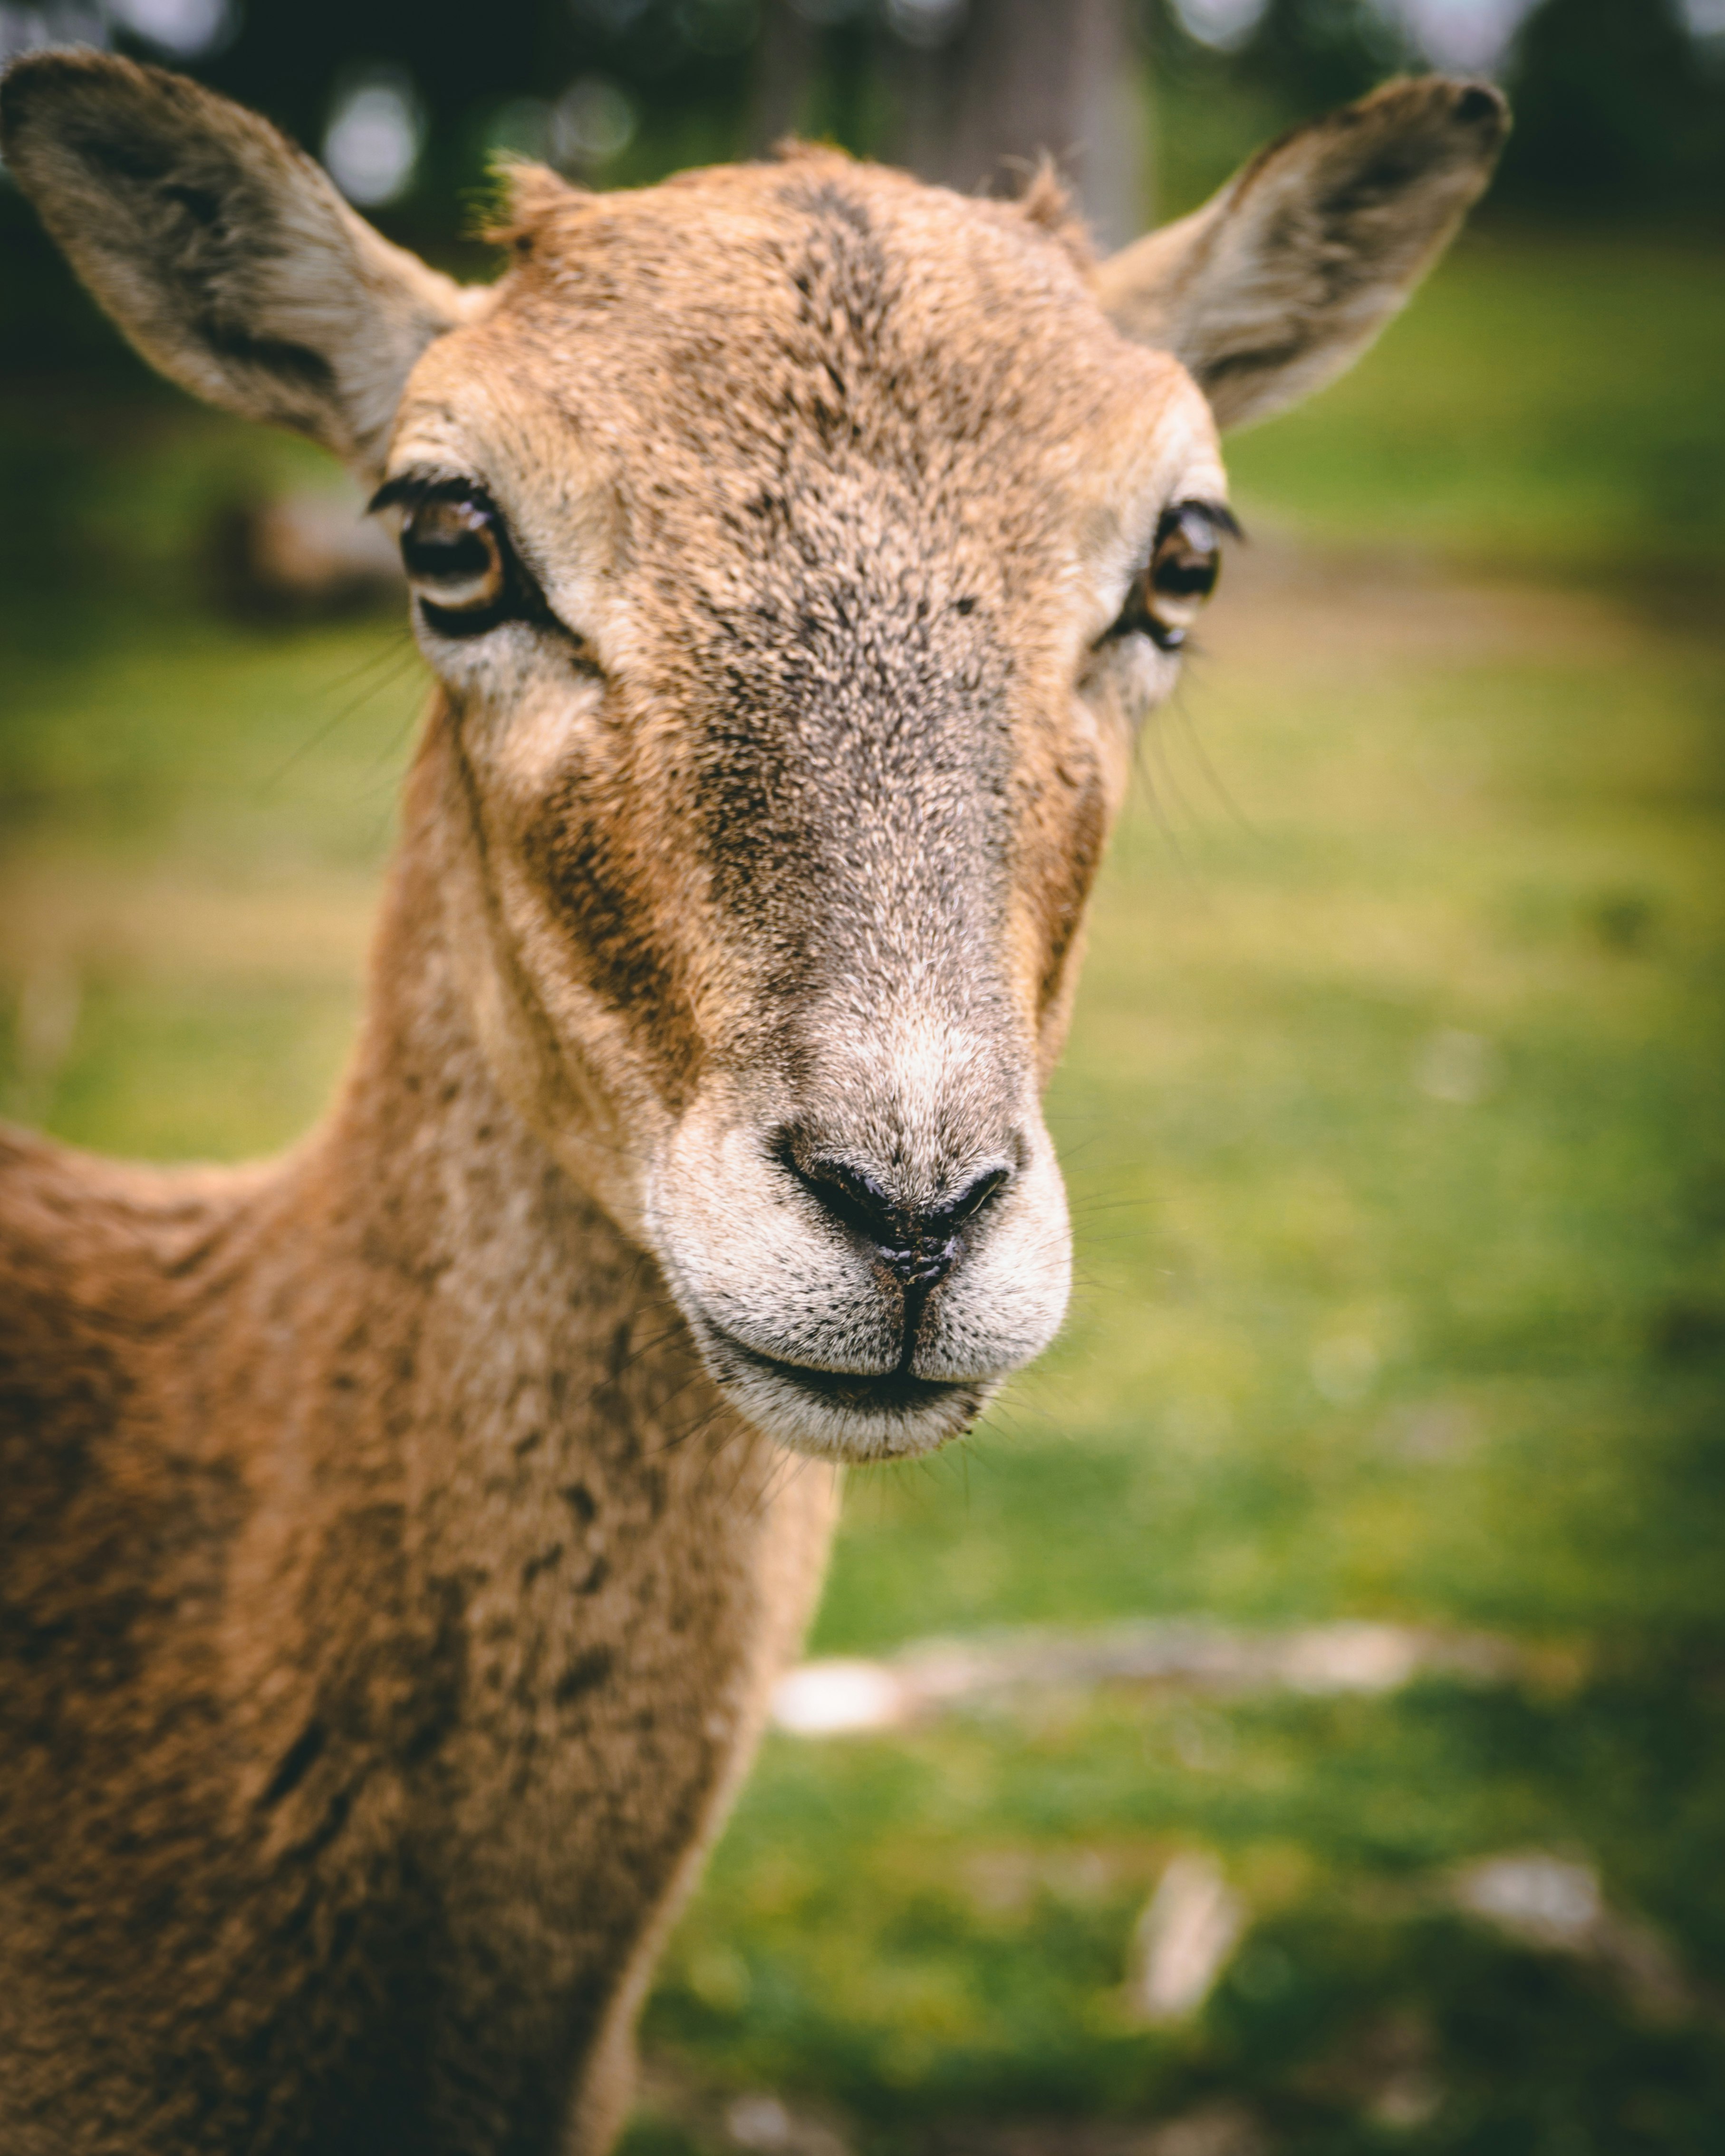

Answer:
[1500,0,1725,216]
[1142,0,1725,218]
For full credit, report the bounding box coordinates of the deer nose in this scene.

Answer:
[781,1147,1012,1290]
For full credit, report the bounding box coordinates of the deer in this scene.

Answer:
[0,47,1505,2156]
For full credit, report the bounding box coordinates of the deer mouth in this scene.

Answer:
[689,1316,990,1461]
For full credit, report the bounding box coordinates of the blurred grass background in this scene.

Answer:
[3,0,1725,2148]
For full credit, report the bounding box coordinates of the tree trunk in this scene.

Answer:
[751,0,1148,250]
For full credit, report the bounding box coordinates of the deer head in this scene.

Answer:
[1,54,1505,1464]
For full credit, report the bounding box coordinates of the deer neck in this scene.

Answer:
[220,703,836,1742]
[277,711,665,1491]
[6,702,838,2136]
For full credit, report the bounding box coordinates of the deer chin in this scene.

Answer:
[684,1309,995,1462]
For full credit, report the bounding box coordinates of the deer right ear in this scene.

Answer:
[0,49,474,478]
[1095,75,1508,432]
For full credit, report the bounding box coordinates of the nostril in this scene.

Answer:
[785,1151,900,1246]
[774,1137,1013,1288]
[944,1165,1011,1230]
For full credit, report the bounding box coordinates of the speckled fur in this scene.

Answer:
[0,51,1504,2155]
[0,786,837,2153]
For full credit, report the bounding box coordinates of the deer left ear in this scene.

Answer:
[1095,75,1508,432]
[0,49,477,478]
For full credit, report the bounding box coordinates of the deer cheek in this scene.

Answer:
[1034,771,1108,1023]
[523,781,705,1111]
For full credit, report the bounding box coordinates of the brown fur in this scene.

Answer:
[0,788,837,2154]
[0,51,1505,2155]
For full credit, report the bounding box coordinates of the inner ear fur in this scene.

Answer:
[1096,75,1509,431]
[0,49,473,475]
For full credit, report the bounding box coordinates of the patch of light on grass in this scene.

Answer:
[722,2092,849,2155]
[771,1621,1521,1738]
[1127,1852,1246,2022]
[1281,1621,1423,1693]
[1311,1331,1380,1405]
[770,1658,906,1734]
[1457,1853,1601,1944]
[1415,1027,1497,1104]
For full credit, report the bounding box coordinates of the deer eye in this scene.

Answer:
[398,491,512,636]
[1105,500,1235,653]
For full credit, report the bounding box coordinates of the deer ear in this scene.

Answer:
[1095,76,1508,432]
[0,49,474,478]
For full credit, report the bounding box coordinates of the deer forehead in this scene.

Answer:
[387,157,1224,650]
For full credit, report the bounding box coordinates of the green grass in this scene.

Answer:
[1223,225,1725,576]
[643,1677,1725,2150]
[0,613,419,1150]
[3,225,1724,2149]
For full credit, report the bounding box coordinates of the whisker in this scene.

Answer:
[257,628,421,796]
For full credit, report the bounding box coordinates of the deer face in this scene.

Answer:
[375,163,1226,1458]
[2,53,1506,1461]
